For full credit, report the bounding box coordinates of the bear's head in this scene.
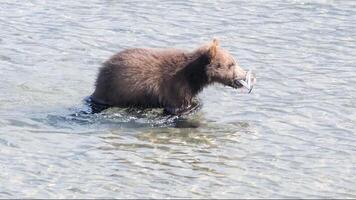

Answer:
[204,39,256,89]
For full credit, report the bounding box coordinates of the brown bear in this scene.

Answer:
[91,39,255,114]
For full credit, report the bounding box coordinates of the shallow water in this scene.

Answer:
[1,0,355,198]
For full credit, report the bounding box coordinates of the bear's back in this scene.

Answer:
[92,48,189,107]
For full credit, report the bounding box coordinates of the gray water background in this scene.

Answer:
[0,0,355,198]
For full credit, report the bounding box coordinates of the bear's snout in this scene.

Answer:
[233,65,248,80]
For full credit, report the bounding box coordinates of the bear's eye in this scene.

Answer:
[228,63,234,69]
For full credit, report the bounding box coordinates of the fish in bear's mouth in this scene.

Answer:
[230,70,256,93]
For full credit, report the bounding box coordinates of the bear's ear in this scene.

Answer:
[208,38,219,60]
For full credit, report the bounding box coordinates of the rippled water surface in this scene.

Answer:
[1,0,356,198]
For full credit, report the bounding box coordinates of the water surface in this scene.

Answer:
[0,0,355,198]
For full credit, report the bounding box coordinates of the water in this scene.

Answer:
[1,0,355,198]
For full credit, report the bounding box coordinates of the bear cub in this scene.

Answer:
[91,39,254,114]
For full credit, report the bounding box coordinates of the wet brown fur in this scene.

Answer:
[92,39,246,114]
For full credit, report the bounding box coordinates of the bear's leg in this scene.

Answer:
[163,107,181,115]
[163,100,202,116]
[84,96,111,114]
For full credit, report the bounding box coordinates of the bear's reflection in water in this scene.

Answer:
[98,117,253,154]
